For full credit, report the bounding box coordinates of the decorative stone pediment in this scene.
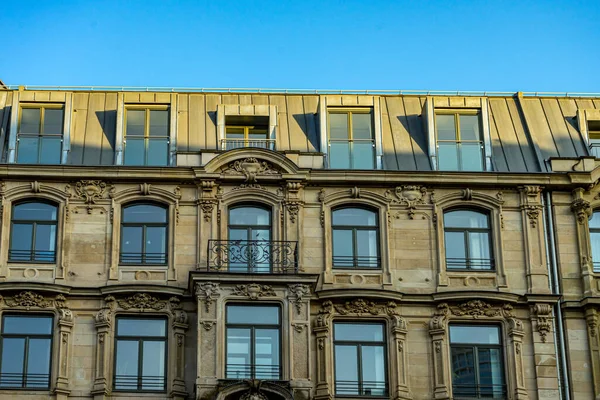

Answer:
[203,148,301,176]
[430,299,521,331]
[94,293,186,326]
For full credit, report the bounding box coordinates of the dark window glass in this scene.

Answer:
[227,205,272,273]
[328,110,375,169]
[435,112,484,171]
[0,315,53,389]
[590,211,600,272]
[9,201,58,262]
[17,106,63,164]
[332,207,379,269]
[120,203,168,265]
[334,322,387,397]
[444,210,493,270]
[450,325,505,398]
[114,317,166,392]
[226,305,280,380]
[124,108,170,166]
[224,116,272,150]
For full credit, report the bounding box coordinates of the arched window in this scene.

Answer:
[589,211,600,272]
[120,203,168,265]
[444,209,494,270]
[227,205,272,273]
[332,207,379,269]
[9,200,58,262]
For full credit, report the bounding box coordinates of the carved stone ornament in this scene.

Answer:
[201,321,216,331]
[232,284,277,300]
[285,201,301,223]
[571,198,592,225]
[531,303,553,342]
[221,157,280,185]
[95,295,116,324]
[117,293,167,311]
[200,200,216,222]
[4,291,53,309]
[586,308,599,338]
[74,180,108,205]
[525,205,542,228]
[386,185,428,219]
[195,282,221,312]
[437,300,514,319]
[288,284,311,314]
[334,298,399,316]
[240,379,269,400]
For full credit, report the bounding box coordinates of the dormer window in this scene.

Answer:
[17,105,64,164]
[435,111,484,171]
[588,120,600,158]
[223,116,273,150]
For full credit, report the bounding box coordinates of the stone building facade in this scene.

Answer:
[0,87,598,399]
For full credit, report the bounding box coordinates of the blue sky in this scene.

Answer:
[1,0,599,92]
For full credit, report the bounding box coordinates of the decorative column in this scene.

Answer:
[390,313,412,400]
[586,308,600,398]
[54,295,74,399]
[198,181,218,270]
[571,189,594,296]
[195,282,221,400]
[170,299,189,400]
[429,305,450,400]
[288,284,312,399]
[314,301,334,400]
[507,317,528,399]
[92,295,116,399]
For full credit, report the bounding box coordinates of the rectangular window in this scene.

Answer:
[114,317,167,392]
[226,304,281,380]
[0,315,53,389]
[450,325,506,398]
[124,107,169,166]
[333,322,387,397]
[223,115,273,150]
[328,109,375,169]
[435,111,484,171]
[17,105,64,164]
[589,120,600,158]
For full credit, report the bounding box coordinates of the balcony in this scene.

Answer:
[221,138,276,151]
[207,240,298,273]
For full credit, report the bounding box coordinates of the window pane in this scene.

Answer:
[330,142,350,169]
[121,226,143,263]
[330,113,349,139]
[590,212,600,228]
[333,208,377,226]
[34,224,56,262]
[478,348,504,397]
[126,110,145,136]
[26,338,51,388]
[227,328,251,379]
[335,345,359,395]
[14,202,58,221]
[3,316,53,335]
[142,341,165,390]
[115,340,139,390]
[352,142,375,169]
[123,204,167,224]
[333,229,353,268]
[40,137,62,164]
[117,318,166,337]
[147,139,169,166]
[17,137,39,164]
[468,231,492,269]
[438,142,459,171]
[592,232,600,269]
[0,337,25,387]
[43,109,64,134]
[145,227,167,264]
[361,345,386,396]
[356,229,378,268]
[10,223,33,260]
[459,114,481,141]
[451,347,477,397]
[444,210,488,229]
[460,143,484,171]
[20,108,41,133]
[255,328,279,379]
[436,114,456,140]
[335,323,384,342]
[450,325,500,344]
[352,113,372,139]
[124,137,145,166]
[251,228,270,241]
[149,110,168,137]
[445,231,467,269]
[229,207,270,226]
[227,305,279,325]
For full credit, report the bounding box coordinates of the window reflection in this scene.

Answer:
[435,112,484,171]
[17,106,64,165]
[9,201,58,263]
[227,205,272,273]
[124,108,169,166]
[444,210,493,270]
[332,207,379,269]
[328,110,375,169]
[120,203,168,265]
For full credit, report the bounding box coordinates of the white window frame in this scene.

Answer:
[216,104,277,151]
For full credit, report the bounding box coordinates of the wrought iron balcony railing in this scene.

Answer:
[225,363,281,380]
[446,257,495,270]
[334,380,389,397]
[119,252,167,265]
[0,372,50,388]
[207,240,298,273]
[8,249,56,263]
[452,383,507,399]
[221,138,276,151]
[114,374,166,391]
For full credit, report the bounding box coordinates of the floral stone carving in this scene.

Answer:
[221,157,280,185]
[117,293,167,311]
[232,284,277,300]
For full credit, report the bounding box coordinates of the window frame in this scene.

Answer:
[589,210,600,272]
[434,109,484,172]
[332,321,389,398]
[224,116,273,150]
[0,314,54,390]
[119,202,169,266]
[226,204,273,273]
[443,208,495,271]
[331,206,380,270]
[449,324,507,399]
[224,303,282,380]
[327,108,376,170]
[16,104,64,165]
[113,315,168,393]
[123,106,170,167]
[9,200,59,264]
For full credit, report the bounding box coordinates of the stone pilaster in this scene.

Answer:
[391,315,412,399]
[529,304,559,398]
[507,317,528,399]
[586,308,600,399]
[429,309,450,400]
[92,296,115,399]
[314,301,333,400]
